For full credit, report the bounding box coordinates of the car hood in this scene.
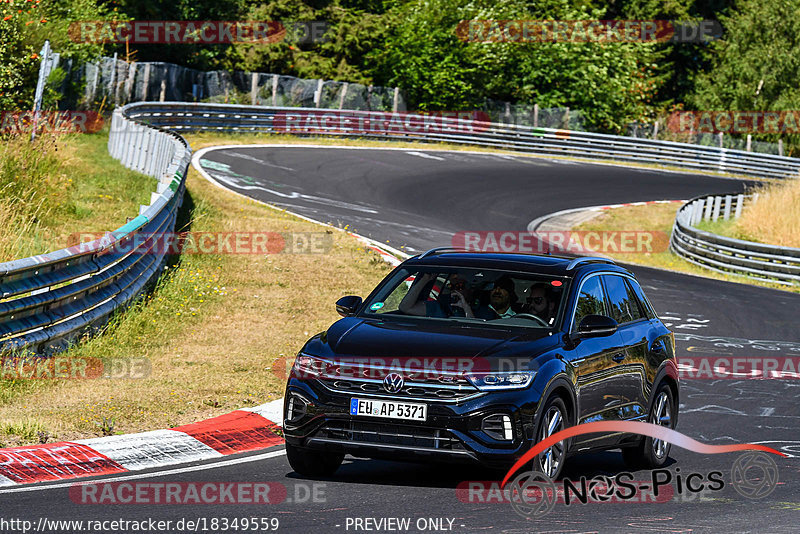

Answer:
[307,317,557,362]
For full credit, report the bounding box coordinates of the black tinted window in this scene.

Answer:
[362,267,565,327]
[603,275,644,324]
[625,278,654,319]
[573,276,606,331]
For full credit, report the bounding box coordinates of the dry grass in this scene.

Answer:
[733,179,800,248]
[573,203,798,293]
[0,156,392,446]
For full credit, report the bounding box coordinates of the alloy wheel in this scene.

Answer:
[538,405,565,478]
[650,391,672,459]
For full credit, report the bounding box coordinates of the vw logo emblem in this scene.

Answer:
[383,373,404,393]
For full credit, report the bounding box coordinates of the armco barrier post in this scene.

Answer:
[712,196,722,221]
[735,194,744,219]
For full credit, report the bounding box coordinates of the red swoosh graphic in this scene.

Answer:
[501,421,785,488]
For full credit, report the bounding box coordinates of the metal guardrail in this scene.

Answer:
[671,193,800,285]
[0,104,190,355]
[126,102,800,180]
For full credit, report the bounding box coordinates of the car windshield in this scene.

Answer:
[362,267,568,328]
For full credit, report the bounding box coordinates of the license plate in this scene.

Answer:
[349,398,427,421]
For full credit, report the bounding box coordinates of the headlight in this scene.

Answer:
[291,353,327,378]
[465,371,535,390]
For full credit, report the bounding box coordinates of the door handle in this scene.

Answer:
[612,354,626,363]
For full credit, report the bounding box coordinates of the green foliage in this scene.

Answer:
[226,0,392,84]
[374,0,666,131]
[692,0,800,152]
[0,0,112,110]
[112,0,249,69]
[611,0,731,109]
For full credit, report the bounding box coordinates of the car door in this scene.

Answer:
[564,274,627,450]
[600,274,650,424]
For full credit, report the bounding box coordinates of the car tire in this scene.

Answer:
[532,395,569,479]
[285,442,344,477]
[622,383,675,469]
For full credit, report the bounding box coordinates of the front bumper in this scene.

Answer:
[283,377,543,467]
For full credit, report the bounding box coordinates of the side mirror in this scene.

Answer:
[577,314,618,337]
[335,295,362,317]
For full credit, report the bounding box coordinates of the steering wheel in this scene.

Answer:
[509,313,549,327]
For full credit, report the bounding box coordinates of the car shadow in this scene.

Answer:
[284,450,677,488]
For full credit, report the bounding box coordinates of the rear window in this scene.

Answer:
[625,277,656,319]
[603,275,645,324]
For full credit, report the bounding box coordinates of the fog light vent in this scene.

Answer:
[482,414,513,441]
[286,394,309,423]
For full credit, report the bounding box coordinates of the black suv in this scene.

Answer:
[283,250,678,479]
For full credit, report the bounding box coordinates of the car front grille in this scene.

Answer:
[316,376,481,402]
[315,421,465,450]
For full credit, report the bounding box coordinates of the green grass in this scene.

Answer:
[0,417,48,447]
[693,218,743,239]
[0,131,154,262]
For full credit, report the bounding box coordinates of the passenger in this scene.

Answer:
[447,275,476,318]
[398,272,439,316]
[526,282,554,323]
[475,275,517,320]
[399,272,474,318]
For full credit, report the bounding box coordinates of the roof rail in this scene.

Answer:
[418,247,467,259]
[565,257,617,270]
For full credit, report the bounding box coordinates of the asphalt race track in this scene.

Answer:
[4,147,799,533]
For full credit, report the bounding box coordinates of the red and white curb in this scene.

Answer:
[527,199,688,234]
[0,399,285,487]
[591,199,687,211]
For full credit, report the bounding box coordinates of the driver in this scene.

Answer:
[526,282,554,323]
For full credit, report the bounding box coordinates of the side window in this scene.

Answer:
[603,275,644,324]
[572,276,606,331]
[625,278,655,319]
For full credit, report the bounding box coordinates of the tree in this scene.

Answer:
[0,0,111,110]
[373,0,666,131]
[692,0,800,152]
